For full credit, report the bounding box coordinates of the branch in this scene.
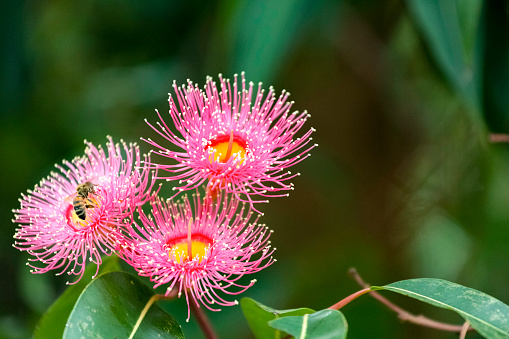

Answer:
[328,288,371,310]
[490,133,509,143]
[349,268,473,333]
[460,321,470,339]
[190,297,218,339]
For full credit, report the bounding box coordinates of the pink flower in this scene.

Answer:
[13,137,156,283]
[119,192,275,320]
[144,73,316,211]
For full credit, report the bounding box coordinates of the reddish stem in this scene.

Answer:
[490,133,509,143]
[190,297,218,339]
[460,321,470,339]
[328,288,371,310]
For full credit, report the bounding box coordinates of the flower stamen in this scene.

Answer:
[225,130,234,161]
[187,218,193,261]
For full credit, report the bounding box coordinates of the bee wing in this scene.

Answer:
[86,176,100,184]
[65,192,77,205]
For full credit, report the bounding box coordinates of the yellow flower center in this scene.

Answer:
[169,241,209,263]
[167,235,212,263]
[207,131,247,164]
[209,141,246,163]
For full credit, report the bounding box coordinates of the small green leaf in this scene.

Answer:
[34,254,121,339]
[63,271,183,339]
[269,309,348,339]
[241,298,314,339]
[372,278,509,339]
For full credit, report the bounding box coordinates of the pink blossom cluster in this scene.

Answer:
[13,73,315,314]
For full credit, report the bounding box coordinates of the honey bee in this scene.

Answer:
[66,181,97,220]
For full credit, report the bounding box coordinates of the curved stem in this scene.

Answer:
[490,133,509,143]
[460,321,470,339]
[328,288,371,310]
[349,268,474,333]
[190,297,218,339]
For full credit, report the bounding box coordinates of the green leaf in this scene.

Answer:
[34,254,121,339]
[241,298,314,339]
[406,0,484,114]
[372,278,509,339]
[268,309,348,339]
[63,271,183,339]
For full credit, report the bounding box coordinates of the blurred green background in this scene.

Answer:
[2,0,509,338]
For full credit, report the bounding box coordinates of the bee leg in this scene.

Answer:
[85,198,97,208]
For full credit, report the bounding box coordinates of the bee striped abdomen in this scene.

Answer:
[73,196,87,220]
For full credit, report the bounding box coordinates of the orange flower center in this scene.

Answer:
[207,131,247,164]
